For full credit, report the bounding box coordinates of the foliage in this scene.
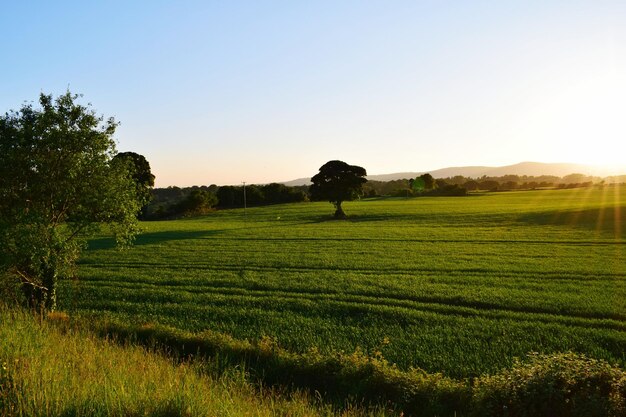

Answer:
[310,160,367,218]
[216,183,307,209]
[472,352,626,417]
[180,189,218,214]
[144,183,306,218]
[409,174,436,193]
[0,92,141,312]
[362,173,607,196]
[363,179,410,197]
[112,151,155,217]
[150,189,219,218]
[426,184,467,196]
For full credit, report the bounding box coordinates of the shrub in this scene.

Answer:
[472,352,626,417]
[0,274,23,307]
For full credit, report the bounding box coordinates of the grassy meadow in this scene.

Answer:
[61,186,626,379]
[0,307,390,417]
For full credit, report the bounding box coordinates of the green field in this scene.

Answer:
[61,186,626,379]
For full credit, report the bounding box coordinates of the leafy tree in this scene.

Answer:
[310,160,367,218]
[420,173,436,190]
[410,173,436,194]
[216,185,239,207]
[435,178,449,189]
[112,151,155,217]
[177,189,218,215]
[245,184,264,206]
[262,183,307,204]
[409,177,424,193]
[463,180,480,191]
[479,180,499,191]
[0,92,142,312]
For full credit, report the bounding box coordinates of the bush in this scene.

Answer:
[472,352,626,417]
[0,274,23,307]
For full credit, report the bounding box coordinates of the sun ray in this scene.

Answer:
[566,185,597,228]
[614,184,623,240]
[594,183,610,235]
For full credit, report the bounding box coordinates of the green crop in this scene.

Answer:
[60,186,626,378]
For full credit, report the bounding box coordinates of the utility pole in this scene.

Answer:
[242,181,247,215]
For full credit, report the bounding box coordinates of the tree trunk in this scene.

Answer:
[18,266,58,313]
[334,201,347,219]
[41,267,57,313]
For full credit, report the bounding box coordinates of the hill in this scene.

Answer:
[282,161,613,186]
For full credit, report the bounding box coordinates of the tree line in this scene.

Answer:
[144,183,309,219]
[144,172,607,219]
[362,172,602,196]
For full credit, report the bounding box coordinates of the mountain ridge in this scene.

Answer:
[282,162,619,186]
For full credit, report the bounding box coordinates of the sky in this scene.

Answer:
[2,1,626,186]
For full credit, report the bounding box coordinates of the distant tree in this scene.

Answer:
[178,189,217,215]
[0,92,141,312]
[463,180,480,191]
[502,181,519,190]
[479,180,500,191]
[261,183,306,204]
[561,173,595,185]
[152,186,184,203]
[245,185,264,205]
[421,173,436,190]
[429,184,467,196]
[310,160,367,218]
[112,151,155,217]
[410,177,425,193]
[217,186,238,207]
[435,178,449,189]
[410,174,436,194]
[361,182,378,198]
[447,175,468,185]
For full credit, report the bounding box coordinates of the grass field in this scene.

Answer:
[0,307,388,417]
[60,185,626,379]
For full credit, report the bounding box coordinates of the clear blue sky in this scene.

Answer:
[2,1,625,186]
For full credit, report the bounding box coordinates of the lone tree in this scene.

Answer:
[112,151,156,218]
[310,160,367,218]
[0,92,142,312]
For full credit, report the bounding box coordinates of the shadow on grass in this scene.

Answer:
[88,229,225,250]
[300,212,445,224]
[517,206,626,234]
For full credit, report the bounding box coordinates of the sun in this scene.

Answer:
[567,138,626,174]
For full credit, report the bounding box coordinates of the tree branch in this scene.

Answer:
[13,268,48,291]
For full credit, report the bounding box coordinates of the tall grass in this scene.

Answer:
[33,311,626,417]
[0,306,389,417]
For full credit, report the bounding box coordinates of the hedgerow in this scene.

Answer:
[90,318,626,417]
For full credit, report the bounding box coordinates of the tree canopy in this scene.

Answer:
[310,160,367,218]
[409,173,436,194]
[0,92,142,311]
[112,151,155,217]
